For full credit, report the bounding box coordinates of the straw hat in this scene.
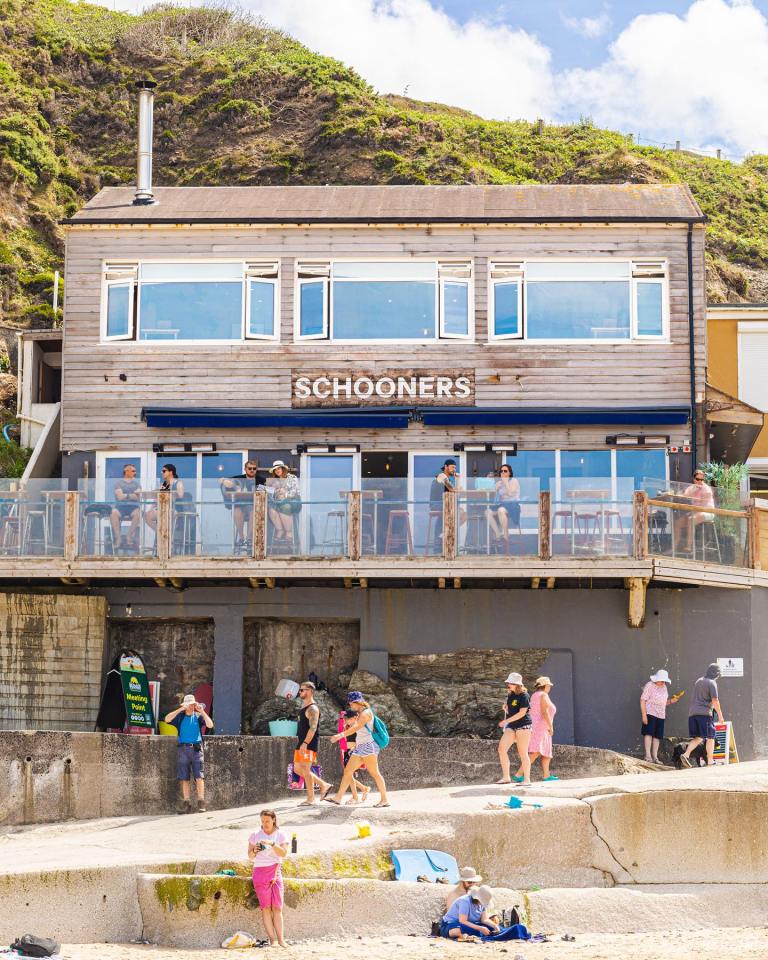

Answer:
[469,885,494,908]
[270,460,290,474]
[650,669,671,683]
[181,694,197,706]
[459,866,483,883]
[535,676,554,689]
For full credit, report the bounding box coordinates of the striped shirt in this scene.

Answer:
[641,681,669,719]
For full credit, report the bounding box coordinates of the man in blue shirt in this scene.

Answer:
[165,694,214,814]
[440,885,500,940]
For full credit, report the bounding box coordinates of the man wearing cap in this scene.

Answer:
[445,866,484,911]
[640,669,683,764]
[294,681,332,805]
[429,459,466,550]
[440,885,500,940]
[165,694,214,814]
[679,663,724,767]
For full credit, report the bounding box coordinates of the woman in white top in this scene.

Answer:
[327,691,390,807]
[267,460,301,543]
[248,809,289,947]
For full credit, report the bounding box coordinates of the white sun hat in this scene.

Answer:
[469,885,494,908]
[650,669,671,683]
[506,672,523,685]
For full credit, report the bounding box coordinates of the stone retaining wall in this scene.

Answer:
[0,730,649,825]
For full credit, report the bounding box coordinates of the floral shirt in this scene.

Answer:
[641,681,669,719]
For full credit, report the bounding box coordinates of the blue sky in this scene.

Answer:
[98,0,768,156]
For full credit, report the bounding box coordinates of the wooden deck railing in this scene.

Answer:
[5,487,768,572]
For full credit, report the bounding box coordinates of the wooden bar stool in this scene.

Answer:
[425,508,442,554]
[384,510,413,554]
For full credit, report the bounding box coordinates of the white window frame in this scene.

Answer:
[295,277,329,341]
[245,263,280,341]
[100,260,280,346]
[294,258,473,344]
[486,259,670,344]
[488,262,524,341]
[101,264,138,342]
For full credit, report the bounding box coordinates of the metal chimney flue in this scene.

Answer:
[134,79,157,205]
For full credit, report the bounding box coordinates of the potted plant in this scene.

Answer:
[700,461,748,565]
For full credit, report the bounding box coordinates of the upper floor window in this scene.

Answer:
[102,261,279,343]
[296,260,472,342]
[489,260,668,342]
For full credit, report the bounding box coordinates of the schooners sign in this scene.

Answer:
[292,369,475,407]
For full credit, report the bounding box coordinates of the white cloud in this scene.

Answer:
[562,11,611,39]
[242,0,554,121]
[561,0,768,154]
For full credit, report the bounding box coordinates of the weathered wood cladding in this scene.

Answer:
[61,223,705,451]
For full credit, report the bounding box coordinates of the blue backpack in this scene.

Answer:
[368,713,390,749]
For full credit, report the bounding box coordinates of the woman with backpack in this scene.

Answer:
[326,691,390,807]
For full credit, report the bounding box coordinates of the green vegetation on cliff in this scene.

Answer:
[2,0,768,326]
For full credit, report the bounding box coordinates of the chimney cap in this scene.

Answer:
[135,79,157,90]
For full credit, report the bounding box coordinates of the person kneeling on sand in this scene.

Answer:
[445,866,483,911]
[248,809,289,948]
[440,885,499,940]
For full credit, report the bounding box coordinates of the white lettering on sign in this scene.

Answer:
[292,370,475,406]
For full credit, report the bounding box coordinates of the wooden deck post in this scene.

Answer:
[539,491,551,560]
[63,491,79,562]
[157,490,171,561]
[347,491,361,561]
[443,490,457,561]
[252,490,267,560]
[747,504,759,569]
[633,491,649,559]
[626,576,650,628]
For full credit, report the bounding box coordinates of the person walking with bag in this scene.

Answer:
[326,691,390,807]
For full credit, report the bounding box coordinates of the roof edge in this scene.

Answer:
[63,214,706,226]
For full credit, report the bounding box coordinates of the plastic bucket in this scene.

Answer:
[269,719,299,737]
[275,678,300,700]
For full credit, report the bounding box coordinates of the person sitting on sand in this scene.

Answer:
[440,885,500,940]
[445,866,484,911]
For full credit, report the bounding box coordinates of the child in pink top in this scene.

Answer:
[514,676,557,782]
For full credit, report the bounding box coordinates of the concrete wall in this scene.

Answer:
[0,593,107,731]
[101,583,762,758]
[0,730,647,826]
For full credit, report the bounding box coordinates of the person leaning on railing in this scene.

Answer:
[674,471,715,555]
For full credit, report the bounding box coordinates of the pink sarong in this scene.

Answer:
[252,863,284,909]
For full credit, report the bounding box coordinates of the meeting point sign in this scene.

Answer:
[119,652,155,733]
[292,368,475,406]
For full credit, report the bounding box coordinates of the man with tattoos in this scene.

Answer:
[294,681,332,805]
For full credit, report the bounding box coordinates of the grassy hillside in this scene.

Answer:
[2,0,768,329]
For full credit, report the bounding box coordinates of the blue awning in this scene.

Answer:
[142,407,412,429]
[420,406,690,426]
[143,404,690,430]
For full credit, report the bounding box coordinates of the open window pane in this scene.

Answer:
[493,281,520,337]
[248,280,275,338]
[526,261,630,279]
[106,283,131,339]
[140,262,242,281]
[333,281,435,340]
[636,281,664,337]
[139,282,243,340]
[441,281,469,337]
[527,281,630,340]
[299,280,326,338]
[333,262,436,280]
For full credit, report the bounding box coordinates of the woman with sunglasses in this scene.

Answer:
[496,672,532,786]
[144,463,185,537]
[487,465,521,548]
[676,471,715,555]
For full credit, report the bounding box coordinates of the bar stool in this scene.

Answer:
[463,512,486,554]
[603,508,626,552]
[173,501,199,555]
[425,508,442,554]
[21,502,49,555]
[320,508,347,554]
[384,510,413,554]
[80,503,114,556]
[574,510,599,549]
[695,518,722,564]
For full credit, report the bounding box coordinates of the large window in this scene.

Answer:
[490,260,668,342]
[102,261,279,343]
[296,260,472,342]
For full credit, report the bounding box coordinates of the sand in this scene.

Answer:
[61,930,768,960]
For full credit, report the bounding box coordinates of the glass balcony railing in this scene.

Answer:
[0,479,68,557]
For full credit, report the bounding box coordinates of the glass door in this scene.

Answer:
[409,451,464,554]
[302,454,358,555]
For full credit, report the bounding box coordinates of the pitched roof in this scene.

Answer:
[64,183,704,225]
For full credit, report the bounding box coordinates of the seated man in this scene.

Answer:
[674,470,716,554]
[445,866,484,911]
[110,464,142,552]
[440,885,499,940]
[221,459,266,549]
